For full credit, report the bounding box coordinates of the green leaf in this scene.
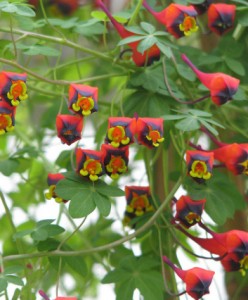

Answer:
[177,64,196,81]
[94,180,124,197]
[11,288,21,300]
[5,275,24,287]
[15,5,36,17]
[116,279,135,300]
[55,178,91,199]
[118,35,145,46]
[224,57,246,76]
[45,224,65,237]
[1,3,17,13]
[31,228,49,242]
[36,219,55,228]
[91,10,108,21]
[102,269,130,283]
[13,229,34,241]
[186,171,246,225]
[65,256,87,277]
[137,36,157,54]
[23,44,60,56]
[0,278,8,293]
[94,193,111,216]
[0,159,20,176]
[4,265,24,275]
[200,119,219,136]
[140,22,155,34]
[135,271,164,300]
[69,191,96,218]
[238,11,248,26]
[157,42,172,58]
[188,109,212,117]
[175,117,200,131]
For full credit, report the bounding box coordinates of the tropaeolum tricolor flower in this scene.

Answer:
[178,225,248,276]
[68,84,98,116]
[136,117,164,148]
[143,1,198,38]
[105,117,136,148]
[190,0,213,15]
[212,143,248,176]
[163,256,215,299]
[124,186,154,225]
[0,71,28,106]
[208,3,236,36]
[76,148,103,181]
[56,114,83,145]
[101,144,129,179]
[181,54,240,105]
[173,195,206,228]
[0,101,15,135]
[97,0,160,66]
[45,173,68,203]
[186,150,214,183]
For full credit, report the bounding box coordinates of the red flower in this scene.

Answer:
[76,148,103,181]
[163,256,215,300]
[101,144,129,179]
[178,226,248,275]
[45,173,68,203]
[173,195,206,228]
[0,71,28,107]
[105,117,136,148]
[48,0,79,16]
[68,84,98,116]
[124,186,154,225]
[213,143,248,176]
[97,0,160,66]
[143,1,198,39]
[0,101,16,135]
[39,291,77,300]
[56,114,83,145]
[186,150,214,183]
[208,4,236,36]
[190,0,213,15]
[181,54,240,105]
[136,117,164,148]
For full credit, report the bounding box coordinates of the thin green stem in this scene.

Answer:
[3,177,182,262]
[128,0,143,26]
[57,217,87,251]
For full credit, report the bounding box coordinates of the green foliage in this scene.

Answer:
[0,0,247,299]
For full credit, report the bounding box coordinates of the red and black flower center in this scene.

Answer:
[179,15,198,36]
[185,212,200,224]
[7,80,28,106]
[107,125,130,147]
[190,160,212,180]
[0,113,14,134]
[146,127,164,147]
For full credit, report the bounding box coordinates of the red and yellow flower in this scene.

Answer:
[0,71,28,107]
[213,143,248,176]
[124,186,154,221]
[45,173,67,203]
[173,195,206,228]
[163,256,215,300]
[0,102,15,135]
[56,114,83,145]
[105,117,136,148]
[76,148,103,181]
[208,3,236,36]
[181,54,240,105]
[101,144,129,179]
[68,84,98,116]
[143,1,198,39]
[97,0,160,66]
[136,117,164,148]
[186,150,214,183]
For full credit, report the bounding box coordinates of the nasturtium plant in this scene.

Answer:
[0,0,247,299]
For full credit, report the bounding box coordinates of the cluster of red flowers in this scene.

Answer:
[172,195,248,277]
[46,83,165,203]
[0,71,28,135]
[39,290,77,300]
